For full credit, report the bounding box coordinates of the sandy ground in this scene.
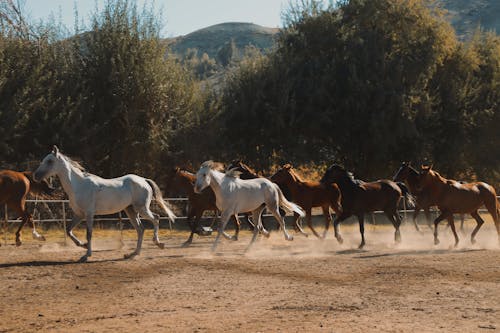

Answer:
[0,220,499,333]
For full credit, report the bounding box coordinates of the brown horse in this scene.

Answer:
[170,167,245,246]
[393,162,465,232]
[0,170,54,246]
[321,164,412,248]
[270,164,342,239]
[417,166,499,246]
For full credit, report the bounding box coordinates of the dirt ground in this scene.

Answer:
[0,220,499,333]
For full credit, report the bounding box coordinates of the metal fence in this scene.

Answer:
[1,197,498,245]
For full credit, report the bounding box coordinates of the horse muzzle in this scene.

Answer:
[33,170,46,182]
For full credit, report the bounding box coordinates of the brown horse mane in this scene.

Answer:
[200,160,225,172]
[284,165,304,183]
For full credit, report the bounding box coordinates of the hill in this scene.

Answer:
[167,22,279,60]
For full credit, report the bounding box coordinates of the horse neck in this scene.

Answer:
[56,159,86,202]
[405,168,421,191]
[282,171,302,193]
[207,169,224,198]
[335,174,358,191]
[177,172,196,193]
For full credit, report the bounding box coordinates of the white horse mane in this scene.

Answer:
[225,168,242,178]
[60,153,89,176]
[200,160,224,171]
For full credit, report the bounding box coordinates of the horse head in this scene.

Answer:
[34,145,64,182]
[416,164,435,191]
[393,161,412,182]
[270,164,296,185]
[320,164,348,184]
[194,161,216,193]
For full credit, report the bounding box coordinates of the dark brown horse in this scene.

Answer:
[270,164,342,239]
[417,166,499,246]
[0,170,54,246]
[170,167,245,246]
[321,164,412,248]
[393,162,465,232]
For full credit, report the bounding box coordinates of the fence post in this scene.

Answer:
[4,204,7,246]
[62,201,67,243]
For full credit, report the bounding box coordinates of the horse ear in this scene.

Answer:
[52,145,59,156]
[283,164,292,170]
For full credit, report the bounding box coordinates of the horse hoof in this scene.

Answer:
[39,235,46,241]
[286,235,294,241]
[124,252,137,259]
[181,241,192,248]
[471,238,476,245]
[16,239,22,247]
[80,243,88,249]
[434,239,440,245]
[336,237,344,245]
[358,243,365,249]
[156,242,165,249]
[78,256,88,263]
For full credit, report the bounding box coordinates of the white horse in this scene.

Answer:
[194,161,305,251]
[33,146,176,262]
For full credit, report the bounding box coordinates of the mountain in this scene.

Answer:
[166,22,279,60]
[440,0,500,39]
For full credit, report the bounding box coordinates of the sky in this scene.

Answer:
[23,0,291,37]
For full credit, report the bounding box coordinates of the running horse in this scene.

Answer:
[270,164,342,239]
[34,146,176,262]
[416,165,499,246]
[170,167,247,246]
[320,164,413,248]
[194,161,305,252]
[393,162,465,231]
[0,169,54,246]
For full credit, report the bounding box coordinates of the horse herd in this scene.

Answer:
[1,146,499,262]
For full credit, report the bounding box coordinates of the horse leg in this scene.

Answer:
[321,205,332,239]
[123,206,144,259]
[14,212,29,246]
[244,213,255,231]
[333,214,348,244]
[269,206,293,242]
[446,215,459,247]
[137,206,164,249]
[459,214,465,233]
[356,214,366,249]
[470,210,485,245]
[384,211,402,244]
[433,211,450,245]
[412,206,421,232]
[78,213,94,263]
[306,207,322,239]
[231,215,241,241]
[30,215,45,242]
[212,211,232,252]
[245,206,267,252]
[424,208,433,231]
[66,214,86,248]
[293,212,309,237]
[182,208,197,247]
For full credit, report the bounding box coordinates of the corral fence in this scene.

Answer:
[1,197,498,245]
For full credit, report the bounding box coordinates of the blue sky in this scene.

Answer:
[23,0,291,37]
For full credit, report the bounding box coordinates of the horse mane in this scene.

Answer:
[200,160,224,171]
[286,166,304,183]
[225,168,242,178]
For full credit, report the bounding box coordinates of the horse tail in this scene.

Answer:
[274,184,305,217]
[146,179,176,223]
[396,182,415,208]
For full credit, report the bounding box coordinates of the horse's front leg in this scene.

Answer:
[433,211,450,245]
[356,214,366,249]
[321,205,332,239]
[79,213,94,263]
[66,214,85,248]
[212,211,232,252]
[333,213,348,245]
[305,207,322,239]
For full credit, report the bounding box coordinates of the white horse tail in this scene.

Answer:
[146,179,176,223]
[274,184,305,217]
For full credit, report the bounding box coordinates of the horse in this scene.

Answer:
[33,145,176,262]
[393,162,465,232]
[226,160,291,232]
[320,164,413,249]
[194,161,305,252]
[170,167,246,246]
[0,170,54,246]
[416,165,499,246]
[270,164,342,239]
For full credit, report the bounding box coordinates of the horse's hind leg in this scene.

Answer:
[321,205,332,239]
[139,207,164,249]
[269,206,293,242]
[66,214,85,248]
[384,211,402,244]
[182,208,198,247]
[470,210,485,245]
[446,215,459,247]
[78,213,94,263]
[123,206,144,259]
[293,212,309,237]
[356,214,366,249]
[245,206,267,252]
